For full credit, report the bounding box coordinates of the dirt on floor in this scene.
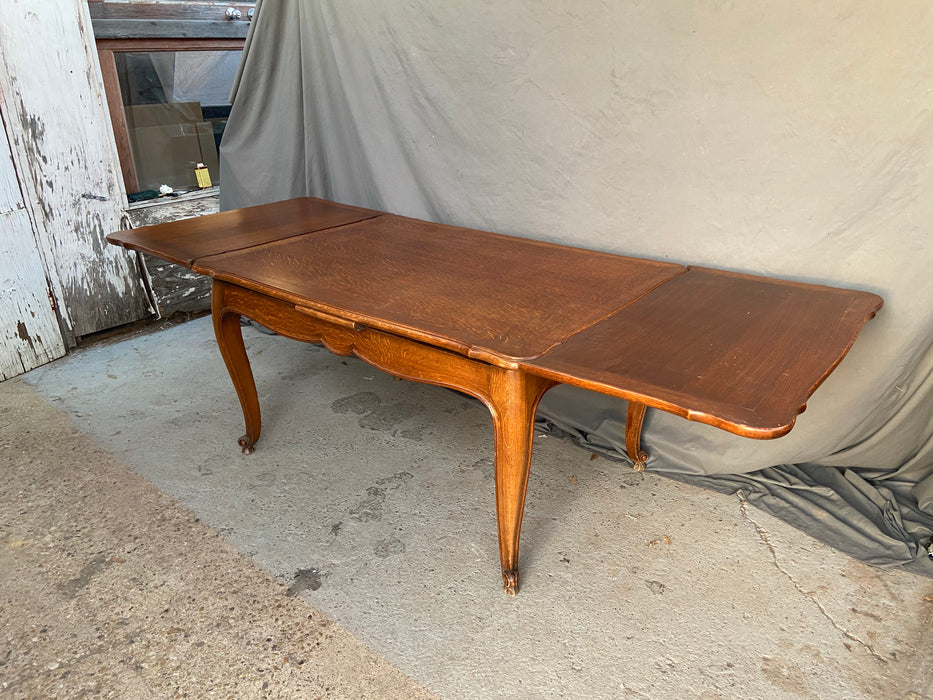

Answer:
[0,377,435,699]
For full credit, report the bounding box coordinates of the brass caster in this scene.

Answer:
[502,569,519,596]
[632,450,648,471]
[238,435,256,455]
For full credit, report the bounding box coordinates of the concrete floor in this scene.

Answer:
[3,315,932,698]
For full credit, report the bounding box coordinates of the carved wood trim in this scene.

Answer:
[212,280,557,593]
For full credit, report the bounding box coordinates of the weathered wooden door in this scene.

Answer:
[0,0,155,379]
[0,113,66,380]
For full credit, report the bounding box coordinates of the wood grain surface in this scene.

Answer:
[522,266,883,437]
[196,214,685,364]
[108,197,382,266]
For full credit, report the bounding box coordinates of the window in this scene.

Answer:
[91,2,254,199]
[113,49,241,198]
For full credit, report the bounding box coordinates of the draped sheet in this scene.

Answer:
[220,0,933,574]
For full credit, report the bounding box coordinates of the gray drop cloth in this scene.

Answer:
[220,0,933,574]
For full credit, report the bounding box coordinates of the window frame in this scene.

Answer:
[91,2,253,194]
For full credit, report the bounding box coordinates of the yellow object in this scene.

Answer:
[195,162,212,189]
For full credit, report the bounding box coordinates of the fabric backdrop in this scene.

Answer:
[220,0,933,574]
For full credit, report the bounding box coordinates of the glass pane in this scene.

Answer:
[115,50,242,197]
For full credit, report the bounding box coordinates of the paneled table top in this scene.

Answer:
[194,213,684,363]
[108,197,882,594]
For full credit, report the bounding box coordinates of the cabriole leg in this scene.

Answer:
[489,371,554,595]
[625,401,649,471]
[212,281,261,454]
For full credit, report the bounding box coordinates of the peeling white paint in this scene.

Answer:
[126,192,221,228]
[0,0,155,344]
[0,124,65,380]
[125,193,218,316]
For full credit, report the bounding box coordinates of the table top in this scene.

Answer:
[522,266,883,437]
[110,197,381,266]
[194,213,685,363]
[108,197,883,438]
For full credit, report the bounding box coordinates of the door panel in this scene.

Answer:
[0,119,66,380]
[0,0,155,343]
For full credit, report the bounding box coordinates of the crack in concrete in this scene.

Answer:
[736,491,888,664]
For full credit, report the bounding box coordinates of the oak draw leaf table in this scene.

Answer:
[108,197,883,595]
